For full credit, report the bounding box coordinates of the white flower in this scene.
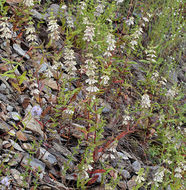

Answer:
[133,27,143,39]
[136,175,145,183]
[101,75,110,85]
[103,51,112,57]
[166,87,177,99]
[106,33,116,51]
[141,94,151,108]
[61,5,67,10]
[94,4,105,17]
[66,15,74,28]
[130,40,138,46]
[64,108,74,115]
[175,167,182,173]
[143,17,149,22]
[63,48,77,76]
[47,16,60,41]
[23,0,34,7]
[126,17,134,26]
[25,24,37,45]
[151,71,159,81]
[45,69,53,78]
[122,115,132,125]
[159,77,167,85]
[174,173,182,178]
[0,18,12,39]
[83,17,90,25]
[86,78,98,85]
[82,164,93,171]
[83,25,95,42]
[30,89,40,95]
[116,0,124,4]
[86,69,96,77]
[154,169,164,183]
[86,86,99,93]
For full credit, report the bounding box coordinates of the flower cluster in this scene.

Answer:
[0,17,12,40]
[31,105,42,117]
[1,176,10,187]
[63,48,77,77]
[145,47,157,63]
[115,0,124,4]
[126,17,134,26]
[66,15,74,28]
[141,94,151,109]
[94,4,105,17]
[130,27,143,49]
[166,87,178,99]
[80,54,99,93]
[47,14,60,42]
[83,25,95,42]
[106,33,116,51]
[122,115,132,125]
[153,167,166,187]
[30,83,40,95]
[25,21,38,46]
[23,0,34,7]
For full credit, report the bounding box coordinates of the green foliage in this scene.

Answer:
[0,0,185,189]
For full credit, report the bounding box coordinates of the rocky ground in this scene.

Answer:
[0,0,185,190]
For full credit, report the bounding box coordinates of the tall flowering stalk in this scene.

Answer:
[0,17,12,40]
[25,21,38,46]
[47,14,60,43]
[63,48,77,78]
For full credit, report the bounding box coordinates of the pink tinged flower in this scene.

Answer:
[31,105,42,117]
[1,176,10,186]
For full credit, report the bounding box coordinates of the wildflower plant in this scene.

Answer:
[0,0,185,189]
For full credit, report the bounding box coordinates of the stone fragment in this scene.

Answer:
[16,130,28,141]
[23,116,45,138]
[127,176,137,190]
[117,152,129,160]
[22,143,33,151]
[9,139,25,152]
[7,105,13,112]
[121,169,131,179]
[52,142,77,161]
[38,147,57,165]
[22,154,46,173]
[10,112,21,121]
[132,160,141,173]
[13,44,30,59]
[10,169,27,188]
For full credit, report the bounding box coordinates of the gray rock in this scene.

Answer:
[23,116,45,138]
[117,152,129,160]
[127,176,137,190]
[0,119,12,132]
[22,154,46,173]
[13,44,30,59]
[121,169,131,179]
[9,139,25,152]
[39,147,57,165]
[7,105,14,112]
[0,83,6,91]
[10,169,27,188]
[47,4,65,19]
[31,9,48,21]
[132,160,141,173]
[10,112,21,121]
[52,142,77,161]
